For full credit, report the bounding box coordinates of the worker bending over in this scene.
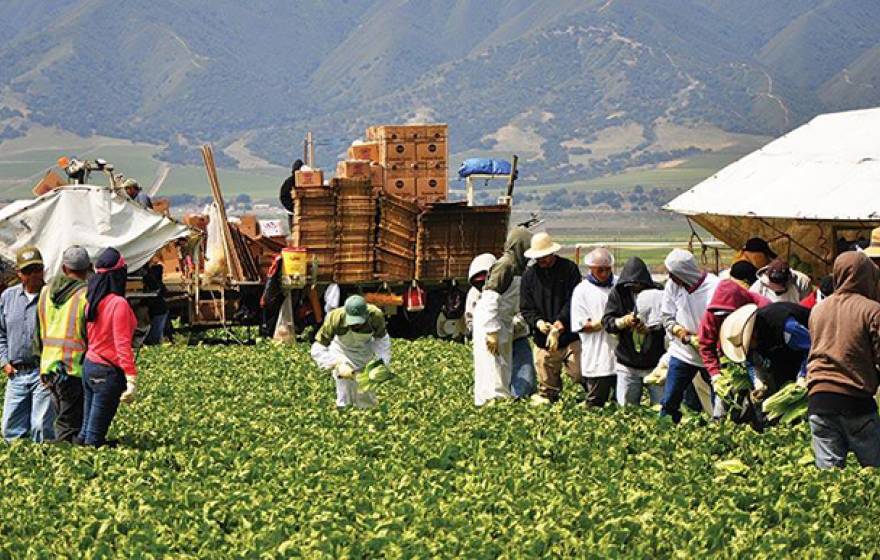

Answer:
[311,295,391,408]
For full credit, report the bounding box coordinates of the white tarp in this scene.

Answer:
[665,107,880,221]
[664,107,880,276]
[0,185,193,278]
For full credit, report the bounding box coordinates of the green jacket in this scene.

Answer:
[316,304,387,346]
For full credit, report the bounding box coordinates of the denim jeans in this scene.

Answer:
[660,356,711,423]
[2,368,55,442]
[617,370,664,406]
[510,337,536,399]
[809,412,880,469]
[79,358,126,447]
[143,311,169,346]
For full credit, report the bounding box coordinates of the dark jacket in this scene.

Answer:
[807,252,880,403]
[752,302,810,384]
[520,255,581,349]
[279,175,296,213]
[602,257,664,370]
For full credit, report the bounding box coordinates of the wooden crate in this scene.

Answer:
[347,142,380,162]
[376,248,415,281]
[372,124,427,141]
[369,163,385,189]
[383,173,417,198]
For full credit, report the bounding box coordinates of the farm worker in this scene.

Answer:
[805,251,880,468]
[122,178,153,209]
[570,248,617,407]
[519,232,582,404]
[728,261,758,290]
[799,275,834,310]
[864,227,880,268]
[698,280,770,382]
[472,227,532,406]
[78,248,138,447]
[278,159,305,231]
[0,246,55,442]
[36,246,91,442]
[750,258,811,303]
[736,237,777,271]
[720,302,811,398]
[310,295,391,408]
[659,249,720,422]
[467,253,534,398]
[601,257,666,406]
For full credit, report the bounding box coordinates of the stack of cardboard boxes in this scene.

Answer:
[336,123,448,203]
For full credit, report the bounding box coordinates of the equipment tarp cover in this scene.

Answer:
[0,185,193,278]
[665,107,880,277]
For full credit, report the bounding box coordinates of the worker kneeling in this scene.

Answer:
[310,295,391,408]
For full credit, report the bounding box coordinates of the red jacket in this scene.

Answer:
[86,294,138,377]
[698,280,771,377]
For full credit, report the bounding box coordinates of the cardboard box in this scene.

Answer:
[238,214,259,238]
[374,124,427,141]
[336,160,371,180]
[347,142,380,162]
[380,141,415,162]
[152,198,170,216]
[416,139,447,161]
[296,168,324,187]
[424,160,448,173]
[32,170,66,197]
[369,163,385,188]
[423,123,448,141]
[386,160,422,173]
[417,173,448,202]
[383,173,417,198]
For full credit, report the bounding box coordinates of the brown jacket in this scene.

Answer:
[807,252,880,398]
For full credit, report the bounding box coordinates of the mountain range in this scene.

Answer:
[1,0,880,182]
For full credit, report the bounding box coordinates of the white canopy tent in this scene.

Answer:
[665,107,880,276]
[0,185,193,279]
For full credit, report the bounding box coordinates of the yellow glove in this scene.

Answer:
[335,361,355,379]
[486,332,500,356]
[536,320,553,335]
[615,313,636,330]
[671,324,689,342]
[546,327,560,352]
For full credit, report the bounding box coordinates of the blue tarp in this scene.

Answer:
[457,158,513,178]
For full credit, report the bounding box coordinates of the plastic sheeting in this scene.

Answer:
[0,185,193,279]
[665,107,880,277]
[457,158,513,178]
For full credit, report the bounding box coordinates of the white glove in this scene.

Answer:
[536,320,553,335]
[335,361,355,379]
[120,376,137,404]
[546,327,561,352]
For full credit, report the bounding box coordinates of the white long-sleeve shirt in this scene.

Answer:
[570,280,617,378]
[660,273,719,367]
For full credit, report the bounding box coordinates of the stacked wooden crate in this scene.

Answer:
[292,188,336,281]
[415,202,509,280]
[376,194,420,281]
[333,178,375,284]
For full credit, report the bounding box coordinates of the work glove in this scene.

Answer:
[796,376,808,389]
[671,324,690,342]
[583,320,603,333]
[334,361,355,380]
[120,376,137,404]
[546,327,561,352]
[751,377,769,402]
[486,332,500,356]
[536,320,553,335]
[615,313,637,330]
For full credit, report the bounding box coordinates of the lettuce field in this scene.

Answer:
[2,338,880,558]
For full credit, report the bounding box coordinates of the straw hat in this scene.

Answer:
[864,228,880,258]
[720,304,759,363]
[523,232,561,259]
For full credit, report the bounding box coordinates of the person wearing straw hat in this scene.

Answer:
[659,249,720,422]
[862,227,880,267]
[719,301,811,402]
[519,232,582,404]
[571,248,618,407]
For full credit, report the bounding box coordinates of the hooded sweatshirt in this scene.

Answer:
[480,227,532,334]
[520,254,582,349]
[661,249,719,367]
[602,257,664,370]
[698,280,771,377]
[807,252,880,414]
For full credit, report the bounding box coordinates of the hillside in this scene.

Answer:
[1,0,880,183]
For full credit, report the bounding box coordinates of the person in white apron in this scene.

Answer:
[473,227,532,406]
[310,295,391,408]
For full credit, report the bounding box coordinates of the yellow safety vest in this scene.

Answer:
[38,286,87,377]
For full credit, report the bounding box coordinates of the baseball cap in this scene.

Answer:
[16,246,43,271]
[344,295,368,326]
